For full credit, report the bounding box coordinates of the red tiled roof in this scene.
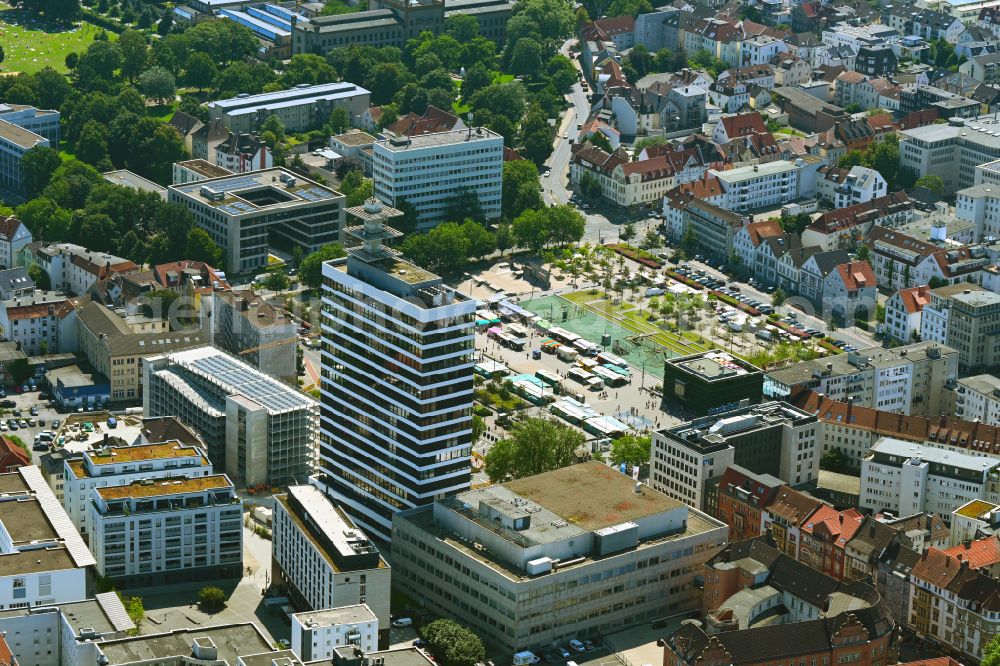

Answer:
[719,112,767,138]
[744,219,784,246]
[835,261,874,290]
[894,285,931,315]
[836,71,866,84]
[802,505,863,547]
[943,535,1000,570]
[388,105,462,137]
[0,437,29,472]
[680,174,724,199]
[594,15,635,35]
[0,216,24,242]
[809,191,911,234]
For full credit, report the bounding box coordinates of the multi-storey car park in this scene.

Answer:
[167,168,345,273]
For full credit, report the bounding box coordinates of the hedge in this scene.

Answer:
[608,244,661,269]
[664,270,704,290]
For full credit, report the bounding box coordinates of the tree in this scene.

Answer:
[772,287,787,306]
[983,634,1000,666]
[484,417,585,481]
[445,14,480,42]
[263,271,290,292]
[119,594,144,630]
[139,67,177,105]
[198,586,226,613]
[915,174,945,195]
[0,45,4,67]
[546,205,585,246]
[580,171,603,200]
[588,131,613,153]
[421,620,485,666]
[461,63,493,100]
[157,11,174,36]
[325,106,351,135]
[299,243,347,290]
[184,228,224,267]
[819,449,851,474]
[117,30,148,82]
[184,52,218,90]
[609,434,651,467]
[509,38,543,78]
[22,146,62,199]
[620,223,636,246]
[27,264,50,290]
[445,188,485,223]
[502,160,543,221]
[460,220,496,260]
[20,0,79,21]
[512,209,548,254]
[65,52,79,70]
[401,222,471,273]
[855,244,870,262]
[32,67,72,110]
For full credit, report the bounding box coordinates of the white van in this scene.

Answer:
[512,652,540,666]
[391,617,413,628]
[645,287,664,297]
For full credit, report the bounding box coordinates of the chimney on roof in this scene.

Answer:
[964,539,972,549]
[922,549,928,560]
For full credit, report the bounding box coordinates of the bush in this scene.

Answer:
[198,586,227,613]
[421,619,485,666]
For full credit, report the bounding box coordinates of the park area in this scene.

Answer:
[0,3,111,75]
[521,288,827,377]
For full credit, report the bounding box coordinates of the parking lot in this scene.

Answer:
[0,387,66,465]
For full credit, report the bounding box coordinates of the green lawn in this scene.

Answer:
[562,290,715,357]
[146,101,179,123]
[0,3,113,75]
[491,72,514,84]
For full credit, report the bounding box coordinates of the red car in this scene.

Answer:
[13,386,22,394]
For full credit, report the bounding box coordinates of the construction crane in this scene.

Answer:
[238,332,319,356]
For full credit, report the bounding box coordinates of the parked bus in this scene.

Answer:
[567,367,594,385]
[597,352,628,369]
[535,369,562,388]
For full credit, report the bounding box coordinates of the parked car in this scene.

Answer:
[29,406,37,416]
[557,648,571,659]
[52,419,60,429]
[0,400,14,408]
[569,640,586,653]
[391,618,413,628]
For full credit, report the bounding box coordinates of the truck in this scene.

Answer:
[513,653,540,666]
[557,346,579,362]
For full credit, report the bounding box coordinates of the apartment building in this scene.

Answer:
[0,216,32,269]
[319,199,476,541]
[952,374,1000,426]
[668,538,896,666]
[0,466,94,609]
[900,116,1000,194]
[168,169,346,273]
[208,82,371,133]
[88,474,242,586]
[291,605,379,660]
[650,401,819,511]
[663,190,743,262]
[77,302,208,404]
[392,461,727,652]
[62,441,214,537]
[816,166,888,209]
[765,342,958,418]
[143,347,318,488]
[950,499,1000,546]
[712,465,785,543]
[860,437,1000,523]
[801,191,913,252]
[908,547,1000,661]
[884,286,931,344]
[708,160,801,213]
[0,120,48,201]
[210,290,297,384]
[373,128,503,228]
[272,485,391,647]
[0,291,77,356]
[919,283,1000,374]
[955,182,1000,239]
[16,242,137,297]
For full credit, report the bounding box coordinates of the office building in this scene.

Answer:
[95,623,278,666]
[392,461,728,652]
[172,159,233,186]
[661,351,763,416]
[291,0,513,54]
[208,82,371,133]
[77,302,208,404]
[87,473,241,586]
[666,538,896,666]
[900,116,1000,195]
[0,465,94,609]
[168,168,346,272]
[143,347,318,488]
[0,594,136,666]
[373,128,504,229]
[919,284,1000,374]
[860,437,1000,523]
[764,342,959,418]
[62,440,214,537]
[0,104,59,144]
[272,485,391,647]
[0,119,48,201]
[651,401,819,511]
[318,199,476,540]
[291,605,379,660]
[211,290,297,383]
